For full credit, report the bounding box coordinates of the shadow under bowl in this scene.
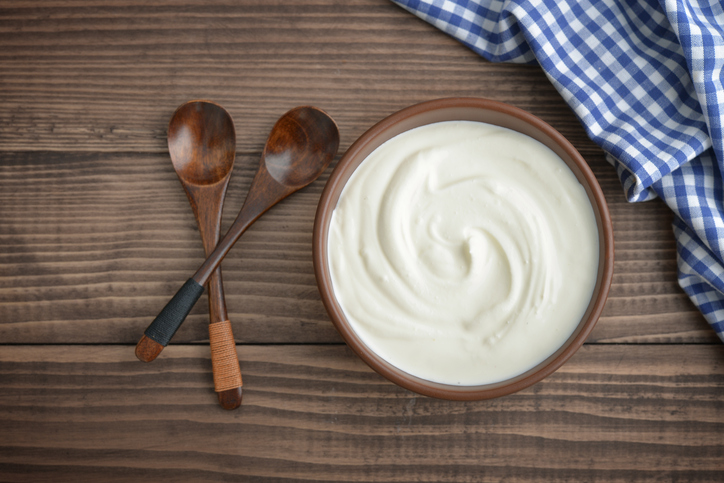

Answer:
[313,97,614,400]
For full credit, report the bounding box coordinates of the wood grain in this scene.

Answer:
[0,0,596,154]
[0,344,722,482]
[3,0,709,345]
[0,0,712,344]
[0,150,714,343]
[1,1,722,480]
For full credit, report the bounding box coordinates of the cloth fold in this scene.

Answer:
[392,0,724,341]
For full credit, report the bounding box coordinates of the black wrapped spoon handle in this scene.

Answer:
[135,279,205,362]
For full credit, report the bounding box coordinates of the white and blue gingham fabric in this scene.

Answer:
[392,0,724,341]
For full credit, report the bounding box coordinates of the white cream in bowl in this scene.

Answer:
[327,121,599,386]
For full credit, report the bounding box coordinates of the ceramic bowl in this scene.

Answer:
[313,97,614,400]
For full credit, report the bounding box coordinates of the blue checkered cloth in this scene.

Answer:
[393,0,724,341]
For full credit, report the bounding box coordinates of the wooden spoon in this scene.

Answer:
[135,106,340,373]
[136,100,243,409]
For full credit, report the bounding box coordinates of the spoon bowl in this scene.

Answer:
[168,102,236,186]
[193,106,341,283]
[263,108,340,188]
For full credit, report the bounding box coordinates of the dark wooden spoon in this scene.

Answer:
[142,100,243,409]
[135,106,340,374]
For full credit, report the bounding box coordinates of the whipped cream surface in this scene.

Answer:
[328,121,599,385]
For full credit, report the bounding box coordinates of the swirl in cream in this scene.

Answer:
[328,121,599,385]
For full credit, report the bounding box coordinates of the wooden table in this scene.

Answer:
[1,1,722,481]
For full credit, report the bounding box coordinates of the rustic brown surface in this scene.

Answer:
[0,345,723,482]
[0,0,722,481]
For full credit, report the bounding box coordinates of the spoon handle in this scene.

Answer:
[206,269,243,409]
[202,220,243,410]
[193,168,290,285]
[135,278,205,361]
[134,257,245,411]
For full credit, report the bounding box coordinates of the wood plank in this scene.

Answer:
[0,150,340,344]
[0,151,715,343]
[0,0,601,154]
[0,344,722,482]
[0,0,717,344]
[1,0,721,480]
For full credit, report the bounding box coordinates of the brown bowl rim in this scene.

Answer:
[313,97,614,400]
